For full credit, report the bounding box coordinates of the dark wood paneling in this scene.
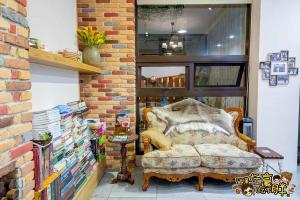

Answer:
[137,87,247,97]
[137,55,248,64]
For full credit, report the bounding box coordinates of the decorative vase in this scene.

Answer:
[83,46,101,66]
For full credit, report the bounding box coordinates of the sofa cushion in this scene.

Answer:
[141,128,172,151]
[194,144,261,169]
[142,144,201,169]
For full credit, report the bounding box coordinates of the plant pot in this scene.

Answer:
[83,46,101,66]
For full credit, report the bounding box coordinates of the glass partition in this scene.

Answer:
[137,5,247,56]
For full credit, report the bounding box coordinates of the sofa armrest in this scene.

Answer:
[235,128,256,152]
[142,136,152,154]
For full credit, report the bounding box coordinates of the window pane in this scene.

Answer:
[138,5,247,56]
[141,66,186,88]
[194,65,244,87]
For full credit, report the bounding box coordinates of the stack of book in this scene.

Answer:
[32,108,61,191]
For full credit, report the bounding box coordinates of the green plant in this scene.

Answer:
[77,26,106,47]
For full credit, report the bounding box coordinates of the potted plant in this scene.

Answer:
[77,26,106,65]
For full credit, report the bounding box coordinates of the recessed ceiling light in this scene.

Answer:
[229,35,235,39]
[208,8,212,11]
[145,32,149,35]
[216,43,222,47]
[178,29,187,34]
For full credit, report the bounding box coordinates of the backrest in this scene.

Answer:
[144,107,248,151]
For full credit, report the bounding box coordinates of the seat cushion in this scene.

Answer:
[142,144,201,169]
[194,144,261,169]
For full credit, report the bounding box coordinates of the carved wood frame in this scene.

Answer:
[141,107,257,191]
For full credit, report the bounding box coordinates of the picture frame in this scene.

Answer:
[270,61,288,75]
[288,57,296,68]
[277,75,289,85]
[288,67,298,75]
[259,61,270,69]
[269,53,281,62]
[262,67,270,80]
[269,76,277,86]
[280,50,289,61]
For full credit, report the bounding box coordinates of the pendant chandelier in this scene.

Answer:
[162,22,183,55]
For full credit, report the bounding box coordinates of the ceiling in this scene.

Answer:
[138,7,223,34]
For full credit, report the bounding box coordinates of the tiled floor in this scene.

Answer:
[91,166,300,200]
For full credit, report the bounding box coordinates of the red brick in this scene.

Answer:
[4,33,16,45]
[100,53,112,57]
[0,43,10,54]
[91,83,105,88]
[17,0,27,6]
[127,17,134,21]
[120,57,134,62]
[11,70,19,79]
[16,37,29,49]
[0,116,13,128]
[112,71,126,75]
[127,0,134,3]
[6,81,31,91]
[106,92,119,96]
[105,31,118,35]
[9,24,16,34]
[4,59,30,69]
[106,109,120,114]
[78,12,89,17]
[96,0,110,3]
[0,105,8,115]
[10,142,33,160]
[12,92,21,101]
[106,40,118,44]
[98,97,112,101]
[104,13,118,17]
[0,161,16,178]
[98,79,112,83]
[82,17,96,21]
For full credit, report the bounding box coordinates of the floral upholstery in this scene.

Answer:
[170,130,248,151]
[142,144,201,169]
[194,144,261,169]
[144,167,259,175]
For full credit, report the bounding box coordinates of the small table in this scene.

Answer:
[108,134,138,185]
[254,147,284,173]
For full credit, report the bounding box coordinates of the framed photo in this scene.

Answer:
[262,67,270,80]
[270,61,288,75]
[259,61,270,69]
[280,50,289,61]
[269,75,277,86]
[288,57,296,68]
[270,53,281,61]
[288,67,298,75]
[277,75,289,85]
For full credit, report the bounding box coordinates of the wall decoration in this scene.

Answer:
[260,50,298,86]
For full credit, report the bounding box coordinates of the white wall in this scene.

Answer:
[28,0,79,111]
[250,0,300,173]
[28,0,78,52]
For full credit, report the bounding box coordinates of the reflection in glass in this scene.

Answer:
[141,67,185,88]
[137,5,247,56]
[195,65,244,87]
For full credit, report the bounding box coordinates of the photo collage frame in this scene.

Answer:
[260,50,298,86]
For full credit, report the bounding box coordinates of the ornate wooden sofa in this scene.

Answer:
[141,99,260,191]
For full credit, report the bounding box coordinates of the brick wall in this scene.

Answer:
[77,0,136,169]
[0,0,34,199]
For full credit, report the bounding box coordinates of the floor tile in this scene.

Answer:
[90,166,300,200]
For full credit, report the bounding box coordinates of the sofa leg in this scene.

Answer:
[142,173,151,191]
[198,176,204,191]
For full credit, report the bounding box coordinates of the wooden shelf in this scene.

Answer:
[29,48,100,74]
